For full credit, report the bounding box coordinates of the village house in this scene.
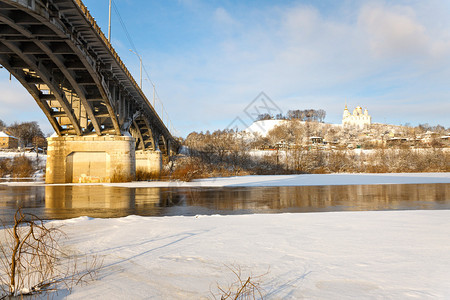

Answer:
[0,131,18,149]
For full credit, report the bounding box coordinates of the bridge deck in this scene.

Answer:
[0,0,176,153]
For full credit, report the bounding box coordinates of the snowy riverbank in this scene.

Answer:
[106,172,450,188]
[1,173,449,298]
[2,172,449,187]
[53,210,450,299]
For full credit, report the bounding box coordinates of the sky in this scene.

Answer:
[0,0,449,137]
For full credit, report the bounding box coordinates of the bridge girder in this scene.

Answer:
[0,0,177,154]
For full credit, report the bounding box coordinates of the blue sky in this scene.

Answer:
[1,0,449,136]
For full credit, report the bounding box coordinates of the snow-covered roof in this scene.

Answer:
[0,131,18,139]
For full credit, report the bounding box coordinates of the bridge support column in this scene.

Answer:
[46,136,135,183]
[135,150,162,179]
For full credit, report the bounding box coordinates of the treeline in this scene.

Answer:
[169,130,284,181]
[273,147,449,174]
[167,129,449,181]
[256,109,326,123]
[0,119,46,149]
[415,123,447,133]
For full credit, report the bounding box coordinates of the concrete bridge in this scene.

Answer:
[0,0,179,183]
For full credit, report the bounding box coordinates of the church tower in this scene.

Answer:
[343,104,351,120]
[342,104,371,128]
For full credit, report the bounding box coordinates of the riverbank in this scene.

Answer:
[2,172,449,187]
[108,172,450,188]
[50,210,450,299]
[1,173,449,298]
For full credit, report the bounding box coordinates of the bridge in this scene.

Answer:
[0,0,179,183]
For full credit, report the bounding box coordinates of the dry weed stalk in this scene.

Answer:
[0,208,101,299]
[212,265,267,300]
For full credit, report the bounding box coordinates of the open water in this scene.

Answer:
[0,183,449,224]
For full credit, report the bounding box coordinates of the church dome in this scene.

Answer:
[343,105,371,128]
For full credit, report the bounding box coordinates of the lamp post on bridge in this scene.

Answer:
[129,49,142,89]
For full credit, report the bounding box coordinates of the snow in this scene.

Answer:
[0,131,18,138]
[0,152,46,174]
[0,151,46,162]
[47,210,450,299]
[104,173,450,188]
[244,119,287,137]
[1,174,449,298]
[243,120,343,137]
[2,172,449,188]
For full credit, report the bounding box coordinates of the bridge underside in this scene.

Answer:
[0,0,179,182]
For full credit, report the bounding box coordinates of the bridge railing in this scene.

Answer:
[73,0,165,130]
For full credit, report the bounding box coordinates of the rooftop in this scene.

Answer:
[0,131,18,139]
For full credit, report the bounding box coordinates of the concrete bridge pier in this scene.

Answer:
[46,136,136,183]
[135,150,162,178]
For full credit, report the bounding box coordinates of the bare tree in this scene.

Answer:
[7,121,44,148]
[212,265,267,300]
[256,114,273,121]
[0,208,101,298]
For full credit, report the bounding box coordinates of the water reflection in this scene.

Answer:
[175,184,450,213]
[0,184,448,224]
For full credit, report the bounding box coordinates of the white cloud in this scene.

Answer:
[3,1,449,137]
[160,1,450,133]
[358,2,450,61]
[213,7,236,28]
[359,3,427,57]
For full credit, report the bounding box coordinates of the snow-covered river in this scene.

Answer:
[1,174,450,298]
[0,183,448,224]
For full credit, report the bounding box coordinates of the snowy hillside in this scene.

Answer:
[244,119,287,137]
[0,151,46,166]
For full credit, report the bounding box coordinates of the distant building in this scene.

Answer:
[309,136,324,144]
[342,105,371,128]
[441,135,450,147]
[0,131,19,149]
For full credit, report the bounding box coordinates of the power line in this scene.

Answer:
[112,0,137,54]
[111,0,177,135]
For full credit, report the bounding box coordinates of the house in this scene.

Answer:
[309,136,324,144]
[0,131,19,149]
[386,137,408,146]
[440,135,450,147]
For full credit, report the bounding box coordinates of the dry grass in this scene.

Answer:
[136,168,160,181]
[167,147,449,181]
[110,165,134,183]
[165,156,252,182]
[0,156,34,178]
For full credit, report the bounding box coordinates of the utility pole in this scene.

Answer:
[108,0,112,42]
[129,49,142,89]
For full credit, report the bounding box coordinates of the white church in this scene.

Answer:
[342,105,371,128]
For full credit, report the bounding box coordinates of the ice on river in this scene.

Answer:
[51,210,450,299]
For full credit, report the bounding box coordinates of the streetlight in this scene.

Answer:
[129,49,142,89]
